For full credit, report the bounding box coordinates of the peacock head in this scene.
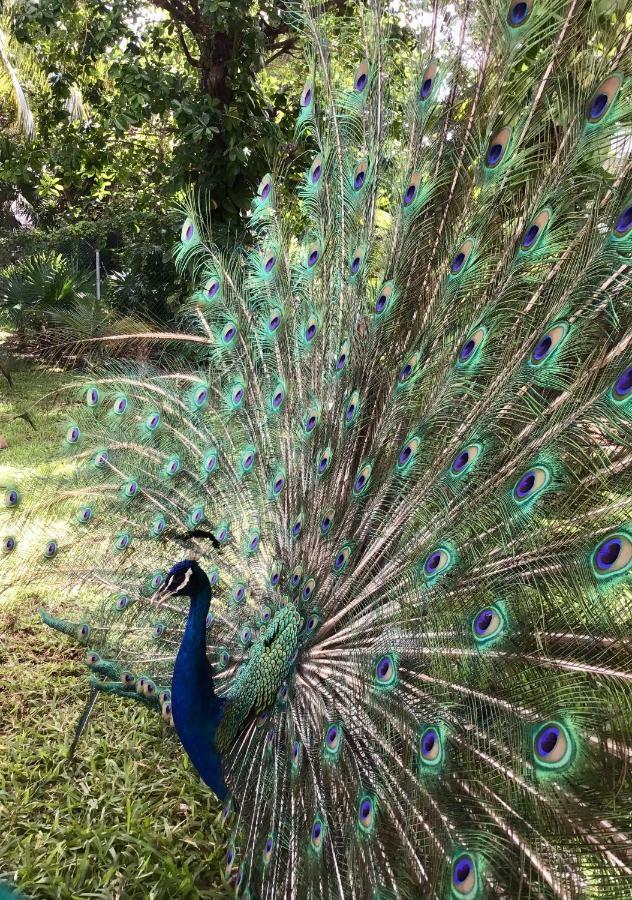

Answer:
[155,559,210,602]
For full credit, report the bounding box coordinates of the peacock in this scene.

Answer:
[2,0,632,896]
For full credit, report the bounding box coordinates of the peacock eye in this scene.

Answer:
[450,239,474,275]
[512,465,551,504]
[344,389,360,426]
[241,448,255,473]
[262,834,274,865]
[309,155,322,185]
[335,338,350,373]
[267,308,282,333]
[533,721,573,769]
[271,383,285,411]
[302,578,316,601]
[303,404,320,435]
[520,208,550,251]
[165,456,180,476]
[2,536,16,553]
[5,489,19,508]
[292,739,301,764]
[113,395,128,415]
[260,604,272,624]
[159,689,171,705]
[419,726,443,765]
[230,381,245,407]
[301,79,313,109]
[258,173,272,201]
[306,241,321,269]
[316,447,332,477]
[397,352,420,386]
[240,625,253,646]
[323,723,342,759]
[586,74,621,124]
[153,623,165,638]
[85,651,99,666]
[246,528,260,554]
[396,435,421,472]
[310,817,324,851]
[611,365,632,402]
[222,321,238,345]
[419,61,438,100]
[357,794,375,832]
[422,546,453,580]
[150,573,164,590]
[262,249,277,274]
[304,314,319,344]
[613,203,632,239]
[44,540,58,558]
[333,543,352,574]
[592,532,632,578]
[204,276,221,301]
[290,513,304,540]
[507,0,532,26]
[77,505,93,524]
[145,411,161,431]
[530,321,569,365]
[94,449,109,468]
[208,567,219,587]
[289,565,303,590]
[85,386,100,406]
[320,507,335,536]
[203,450,217,473]
[206,612,214,628]
[375,281,394,315]
[473,605,504,642]
[374,653,397,689]
[214,523,228,543]
[451,443,481,477]
[232,583,246,604]
[114,532,131,551]
[353,462,372,496]
[268,562,281,588]
[485,126,511,168]
[181,217,195,243]
[456,326,487,366]
[354,60,369,93]
[353,158,368,191]
[151,515,166,536]
[217,648,231,668]
[66,425,80,444]
[115,594,130,611]
[452,854,477,895]
[403,171,421,207]
[121,671,134,685]
[78,623,90,641]
[349,246,365,277]
[123,480,138,498]
[192,383,209,408]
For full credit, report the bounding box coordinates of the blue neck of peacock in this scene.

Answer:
[172,581,229,800]
[174,584,219,713]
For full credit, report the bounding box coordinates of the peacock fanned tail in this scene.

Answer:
[3,0,632,896]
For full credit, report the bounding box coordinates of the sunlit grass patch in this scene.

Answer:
[0,353,230,898]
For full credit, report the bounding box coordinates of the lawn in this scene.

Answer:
[0,350,229,899]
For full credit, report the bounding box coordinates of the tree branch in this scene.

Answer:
[265,36,299,66]
[175,20,200,67]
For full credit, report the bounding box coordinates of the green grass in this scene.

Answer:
[0,351,230,899]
